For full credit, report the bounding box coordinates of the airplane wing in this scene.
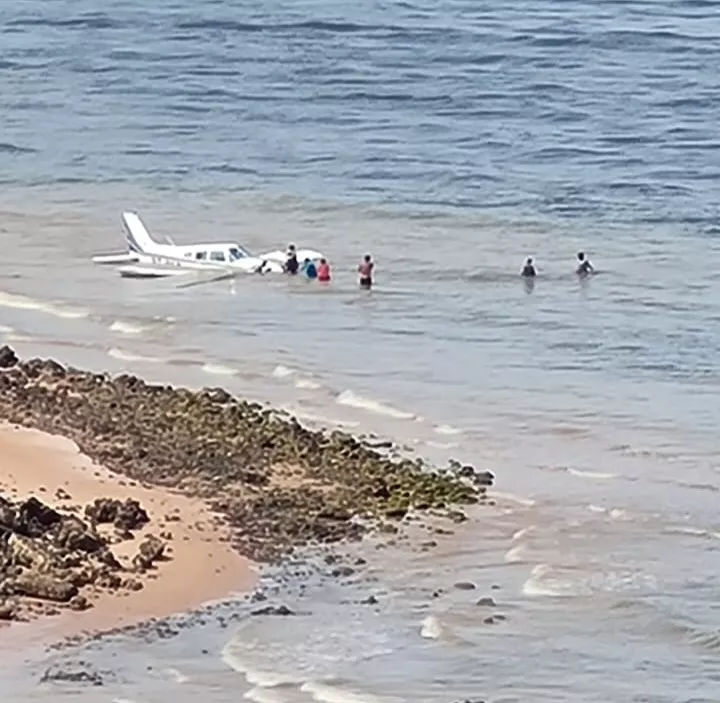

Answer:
[175,269,247,289]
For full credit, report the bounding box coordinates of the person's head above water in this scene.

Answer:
[364,254,372,263]
[526,257,533,265]
[320,258,327,265]
[304,257,310,264]
[287,244,296,253]
[577,251,585,261]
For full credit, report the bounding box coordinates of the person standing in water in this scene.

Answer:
[358,254,374,289]
[521,257,537,277]
[576,251,594,276]
[302,257,318,280]
[284,244,299,275]
[317,258,331,282]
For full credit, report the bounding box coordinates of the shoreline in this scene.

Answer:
[0,423,255,652]
[0,344,490,652]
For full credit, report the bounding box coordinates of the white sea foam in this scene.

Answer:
[434,424,461,436]
[566,467,616,480]
[511,525,536,541]
[221,648,298,688]
[420,614,443,639]
[286,408,360,429]
[336,390,416,421]
[301,681,398,703]
[522,564,579,598]
[202,362,238,376]
[504,543,529,563]
[587,504,606,514]
[272,364,295,378]
[0,324,13,333]
[492,491,536,507]
[108,348,163,363]
[0,291,88,319]
[523,563,657,598]
[663,525,710,537]
[4,332,32,343]
[109,320,147,335]
[164,667,189,683]
[245,687,291,703]
[294,377,322,390]
[53,306,89,319]
[425,440,458,450]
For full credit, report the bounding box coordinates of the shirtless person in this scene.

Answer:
[358,254,374,289]
[576,251,594,276]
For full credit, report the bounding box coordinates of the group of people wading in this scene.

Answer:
[282,245,375,289]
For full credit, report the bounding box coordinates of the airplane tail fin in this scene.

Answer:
[121,211,157,254]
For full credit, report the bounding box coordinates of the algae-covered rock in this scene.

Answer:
[0,346,488,565]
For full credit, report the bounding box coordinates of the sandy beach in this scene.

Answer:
[0,422,256,648]
[0,345,485,660]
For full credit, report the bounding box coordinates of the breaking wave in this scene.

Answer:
[566,467,617,480]
[107,348,164,363]
[0,291,88,319]
[336,390,417,421]
[109,320,147,335]
[433,424,461,436]
[202,363,238,376]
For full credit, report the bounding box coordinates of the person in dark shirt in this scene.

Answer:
[521,257,537,277]
[576,251,594,276]
[284,244,299,275]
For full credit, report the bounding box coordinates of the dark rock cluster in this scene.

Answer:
[0,492,155,620]
[85,497,149,532]
[0,346,492,565]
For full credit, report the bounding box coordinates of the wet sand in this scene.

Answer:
[0,422,256,649]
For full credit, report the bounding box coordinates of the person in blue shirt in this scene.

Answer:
[302,258,317,280]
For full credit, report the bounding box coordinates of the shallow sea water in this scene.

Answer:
[1,0,720,700]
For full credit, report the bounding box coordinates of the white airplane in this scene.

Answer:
[92,212,324,281]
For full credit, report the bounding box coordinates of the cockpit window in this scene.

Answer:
[195,251,207,260]
[228,247,247,261]
[209,250,226,262]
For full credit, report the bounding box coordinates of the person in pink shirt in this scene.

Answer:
[317,258,331,282]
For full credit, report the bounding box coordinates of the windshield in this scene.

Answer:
[228,246,250,261]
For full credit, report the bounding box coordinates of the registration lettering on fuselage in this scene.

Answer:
[151,256,181,267]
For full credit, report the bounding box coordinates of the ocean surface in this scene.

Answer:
[2,0,720,700]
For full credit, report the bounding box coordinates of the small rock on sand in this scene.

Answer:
[454,581,476,591]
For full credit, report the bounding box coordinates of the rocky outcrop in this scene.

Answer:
[53,516,104,554]
[0,599,16,620]
[0,346,487,566]
[10,572,78,602]
[132,535,165,571]
[250,604,295,616]
[85,498,149,531]
[0,490,158,621]
[0,345,18,369]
